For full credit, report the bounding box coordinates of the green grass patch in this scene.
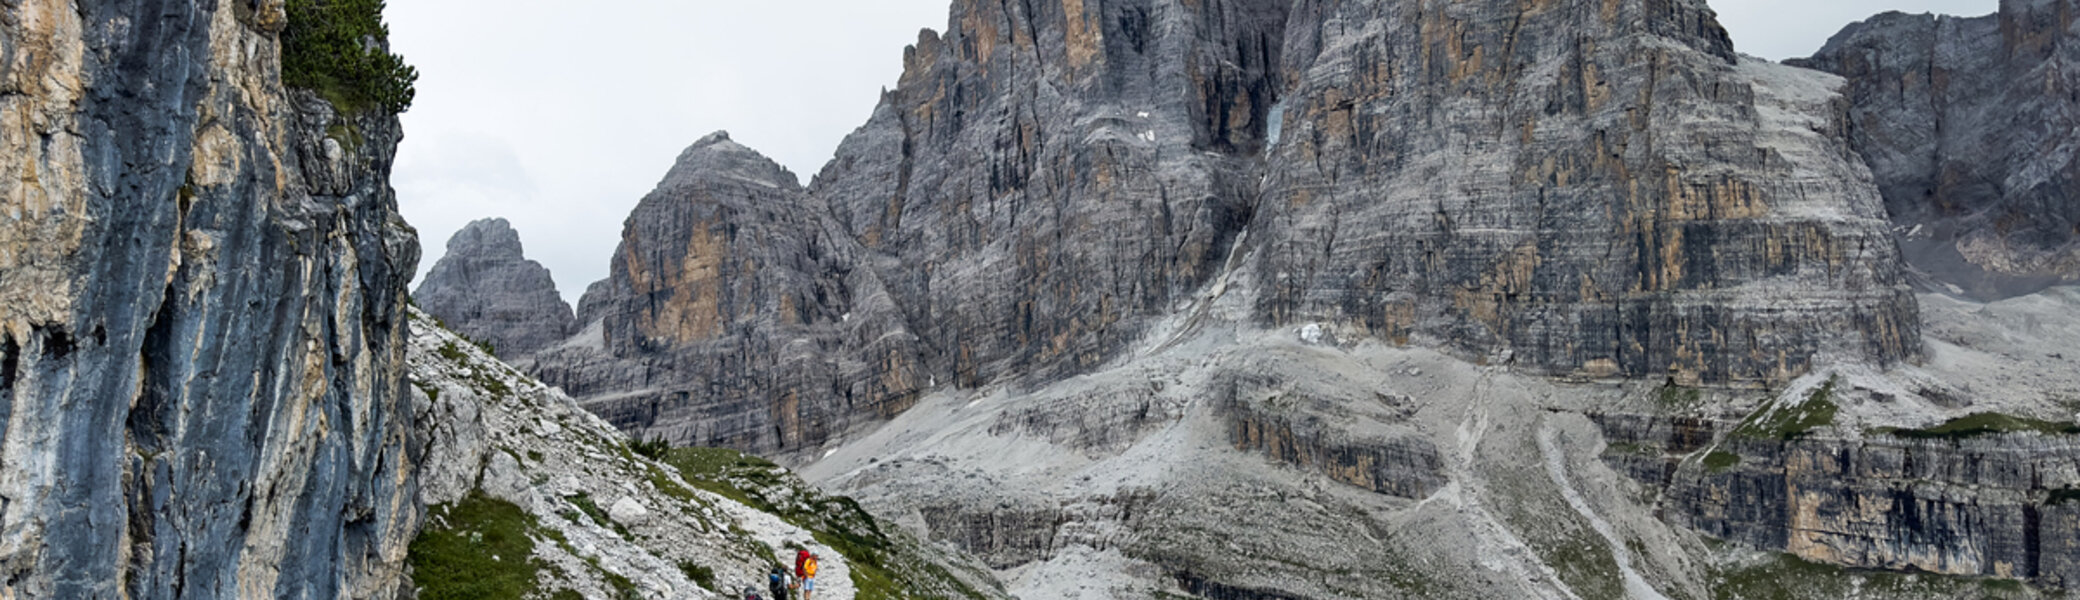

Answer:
[678,562,716,591]
[1602,441,1662,457]
[281,0,417,114]
[1703,450,1742,473]
[601,570,639,599]
[1885,412,2080,440]
[630,435,673,461]
[436,340,469,363]
[1657,380,1703,407]
[1734,377,1839,441]
[563,493,630,540]
[408,492,543,600]
[1712,550,2036,599]
[662,447,992,600]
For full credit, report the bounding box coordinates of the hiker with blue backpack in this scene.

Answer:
[768,564,791,600]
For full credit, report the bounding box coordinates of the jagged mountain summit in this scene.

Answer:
[414,217,577,358]
[537,0,1920,457]
[501,0,2080,598]
[530,131,930,453]
[1791,0,2080,299]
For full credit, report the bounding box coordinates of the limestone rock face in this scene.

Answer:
[542,0,1924,459]
[1793,0,2080,298]
[414,217,576,358]
[1604,413,2080,587]
[826,0,1922,389]
[0,1,420,598]
[1252,0,1920,385]
[808,0,1289,388]
[531,132,929,453]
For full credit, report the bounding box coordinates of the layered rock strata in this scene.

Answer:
[0,1,420,597]
[1251,0,1919,384]
[1794,0,2080,298]
[414,217,576,358]
[1597,412,2080,588]
[531,132,929,453]
[541,0,1923,459]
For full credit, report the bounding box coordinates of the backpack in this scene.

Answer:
[769,567,787,588]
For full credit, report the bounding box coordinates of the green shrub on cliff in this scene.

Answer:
[281,0,418,114]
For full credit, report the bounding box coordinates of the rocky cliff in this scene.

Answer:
[1792,0,2080,298]
[414,217,576,358]
[537,0,1920,459]
[530,132,931,453]
[0,1,421,597]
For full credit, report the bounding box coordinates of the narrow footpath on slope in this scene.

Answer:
[712,497,856,600]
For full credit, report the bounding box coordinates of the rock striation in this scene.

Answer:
[539,0,1922,459]
[1251,0,1919,385]
[531,132,930,453]
[1598,410,2080,588]
[1792,0,2080,298]
[0,1,420,597]
[414,217,576,358]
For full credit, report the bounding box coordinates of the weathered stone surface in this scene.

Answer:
[531,132,929,454]
[807,0,1286,389]
[542,0,1920,467]
[1252,0,1920,385]
[1793,0,2080,298]
[0,1,420,597]
[414,217,576,358]
[408,309,1007,600]
[1594,396,2080,588]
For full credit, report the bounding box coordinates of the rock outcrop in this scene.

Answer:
[0,1,420,597]
[1792,0,2080,298]
[531,132,929,453]
[407,308,1006,599]
[537,0,1920,460]
[414,217,576,358]
[1252,0,1920,384]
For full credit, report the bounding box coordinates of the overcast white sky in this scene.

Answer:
[387,0,1998,303]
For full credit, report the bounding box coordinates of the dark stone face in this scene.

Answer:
[414,217,576,358]
[0,3,420,597]
[1794,0,2080,299]
[539,0,1925,457]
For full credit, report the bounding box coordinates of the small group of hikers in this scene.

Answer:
[743,547,820,600]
